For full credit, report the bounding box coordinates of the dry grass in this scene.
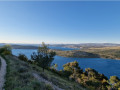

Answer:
[89,46,120,50]
[4,55,86,90]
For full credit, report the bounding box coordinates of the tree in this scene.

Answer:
[18,54,28,61]
[63,61,83,77]
[31,42,56,72]
[54,64,58,70]
[109,76,119,85]
[51,63,58,70]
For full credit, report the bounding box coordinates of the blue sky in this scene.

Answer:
[0,1,120,44]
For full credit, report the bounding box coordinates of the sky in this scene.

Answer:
[0,1,120,44]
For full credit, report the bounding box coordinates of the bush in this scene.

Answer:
[32,81,42,90]
[45,84,53,90]
[18,54,28,61]
[18,67,29,73]
[0,45,12,55]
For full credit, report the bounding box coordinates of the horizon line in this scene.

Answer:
[1,42,120,45]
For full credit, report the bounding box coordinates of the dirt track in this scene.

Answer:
[33,73,64,90]
[0,56,7,90]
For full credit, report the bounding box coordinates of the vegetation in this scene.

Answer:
[2,55,85,90]
[4,53,120,90]
[0,45,12,68]
[54,50,99,58]
[62,61,120,90]
[81,46,120,60]
[0,45,12,55]
[1,44,120,90]
[31,42,56,72]
[53,46,120,60]
[63,61,83,77]
[18,54,28,62]
[0,59,1,68]
[2,55,54,90]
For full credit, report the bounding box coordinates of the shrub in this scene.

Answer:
[63,61,83,77]
[45,84,53,90]
[32,81,42,90]
[18,67,28,73]
[0,45,12,55]
[18,54,28,61]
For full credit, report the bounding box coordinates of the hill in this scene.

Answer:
[2,55,85,90]
[53,46,120,60]
[81,46,120,60]
[11,45,38,49]
[1,43,120,49]
[54,50,99,58]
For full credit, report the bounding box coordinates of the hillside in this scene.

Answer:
[53,46,120,60]
[54,50,99,58]
[81,46,120,60]
[11,45,38,49]
[2,55,85,90]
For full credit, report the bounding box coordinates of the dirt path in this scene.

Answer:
[0,56,7,90]
[33,73,64,90]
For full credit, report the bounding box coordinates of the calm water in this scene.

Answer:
[12,49,120,78]
[49,46,78,51]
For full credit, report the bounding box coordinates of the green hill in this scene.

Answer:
[3,55,85,90]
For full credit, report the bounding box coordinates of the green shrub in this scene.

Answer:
[45,84,53,90]
[18,67,29,73]
[31,81,42,90]
[0,45,12,55]
[18,54,28,61]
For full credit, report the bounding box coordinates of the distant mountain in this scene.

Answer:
[1,43,120,49]
[11,45,38,49]
[0,43,6,46]
[61,43,120,49]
